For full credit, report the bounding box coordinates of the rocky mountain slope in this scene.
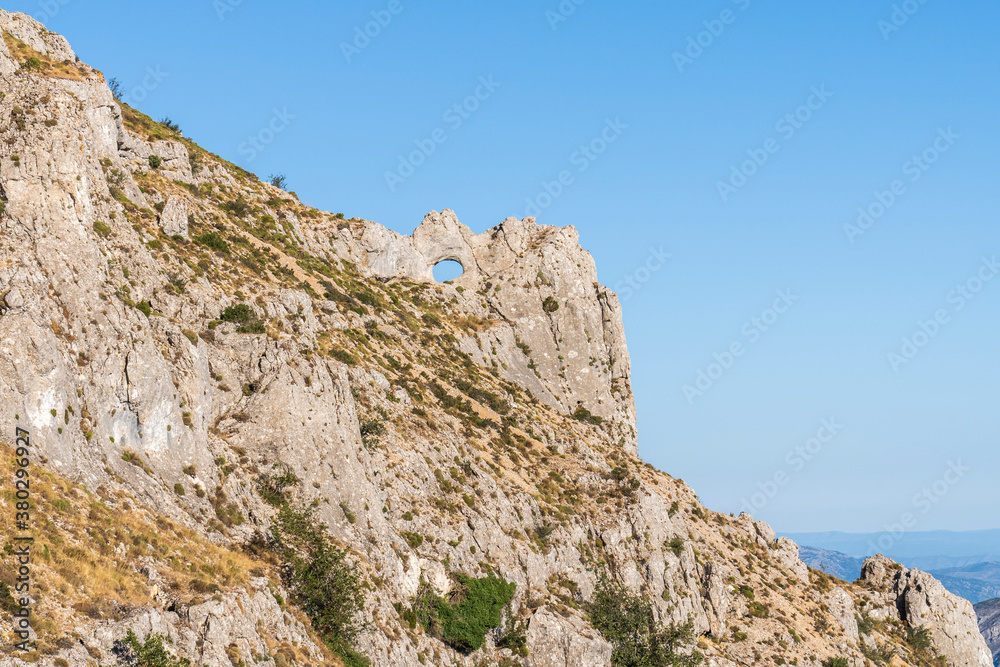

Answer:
[975,598,1000,666]
[0,9,993,667]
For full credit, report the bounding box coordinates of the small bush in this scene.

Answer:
[196,232,229,254]
[667,536,684,556]
[113,630,191,666]
[148,155,162,169]
[403,532,424,549]
[93,220,113,238]
[270,504,368,664]
[588,573,702,667]
[542,296,560,313]
[136,301,152,318]
[360,418,386,447]
[572,405,604,426]
[219,303,255,324]
[412,574,516,653]
[821,659,849,667]
[330,348,358,366]
[159,117,181,133]
[173,483,185,496]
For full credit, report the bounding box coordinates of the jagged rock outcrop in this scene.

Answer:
[157,195,189,238]
[0,8,991,667]
[345,209,637,451]
[975,598,1000,666]
[860,554,993,666]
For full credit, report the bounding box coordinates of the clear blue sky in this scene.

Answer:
[12,0,998,533]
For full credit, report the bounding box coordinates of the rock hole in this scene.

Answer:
[432,260,464,283]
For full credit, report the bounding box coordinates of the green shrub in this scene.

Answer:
[572,405,604,426]
[222,196,250,217]
[52,498,70,512]
[93,220,112,238]
[219,303,255,324]
[588,573,702,667]
[821,659,849,667]
[113,630,191,666]
[360,418,386,447]
[256,464,300,508]
[136,301,152,318]
[148,155,162,169]
[173,483,185,496]
[270,504,368,665]
[20,57,44,72]
[403,532,424,549]
[195,232,229,254]
[738,585,754,600]
[412,574,516,653]
[667,536,684,556]
[542,296,560,313]
[330,348,358,366]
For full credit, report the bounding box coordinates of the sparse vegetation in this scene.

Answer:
[588,572,703,667]
[269,504,369,666]
[114,630,191,666]
[411,574,516,653]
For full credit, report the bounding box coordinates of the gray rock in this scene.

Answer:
[525,606,613,667]
[158,195,189,238]
[860,554,992,667]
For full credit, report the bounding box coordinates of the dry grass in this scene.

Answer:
[0,440,268,647]
[1,31,91,81]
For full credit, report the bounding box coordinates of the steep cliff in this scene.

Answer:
[0,9,991,667]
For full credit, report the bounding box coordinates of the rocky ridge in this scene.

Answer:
[0,9,992,667]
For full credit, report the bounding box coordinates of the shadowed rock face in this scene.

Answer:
[352,209,637,452]
[975,598,1000,666]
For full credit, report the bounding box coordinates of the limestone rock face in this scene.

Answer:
[158,195,189,238]
[0,9,991,667]
[860,554,993,667]
[524,607,613,667]
[826,587,860,644]
[353,209,637,452]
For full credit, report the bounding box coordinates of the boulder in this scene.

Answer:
[158,196,189,238]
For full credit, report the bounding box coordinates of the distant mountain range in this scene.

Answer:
[789,531,1000,604]
[785,529,1000,564]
